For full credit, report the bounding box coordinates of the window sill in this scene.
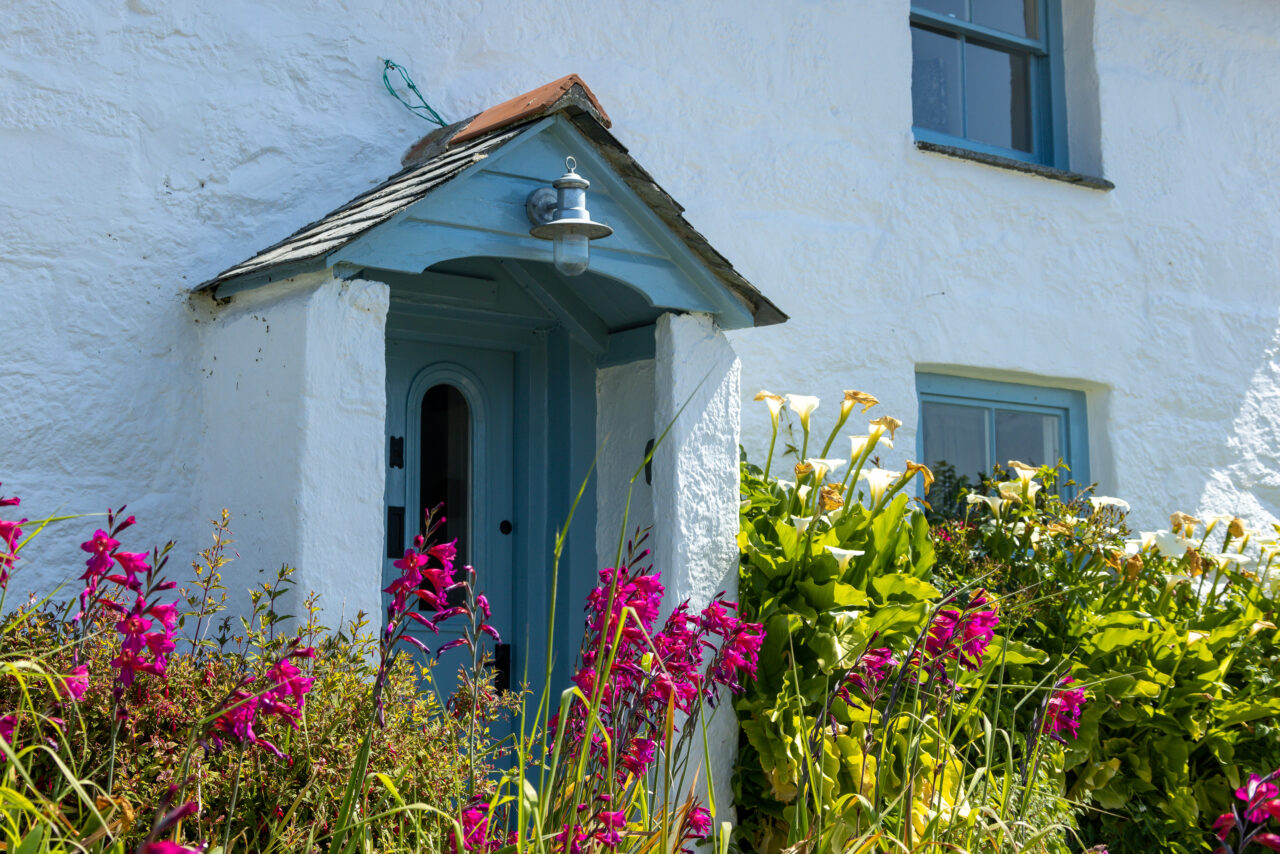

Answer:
[915,140,1115,191]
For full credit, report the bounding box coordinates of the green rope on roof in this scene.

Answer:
[381,59,448,127]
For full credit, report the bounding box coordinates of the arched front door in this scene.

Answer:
[383,337,516,685]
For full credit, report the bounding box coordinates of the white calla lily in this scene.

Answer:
[1152,530,1195,558]
[1090,496,1131,513]
[786,394,820,432]
[966,493,1007,514]
[859,467,901,504]
[754,391,786,432]
[805,457,846,482]
[825,546,865,571]
[996,480,1041,503]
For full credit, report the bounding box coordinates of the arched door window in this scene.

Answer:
[420,384,470,565]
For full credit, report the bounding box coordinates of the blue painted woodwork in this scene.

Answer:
[331,115,752,330]
[382,258,607,706]
[910,0,1068,170]
[915,372,1090,488]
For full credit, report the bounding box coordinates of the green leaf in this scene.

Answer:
[870,573,939,604]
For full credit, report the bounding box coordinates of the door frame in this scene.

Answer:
[384,286,599,702]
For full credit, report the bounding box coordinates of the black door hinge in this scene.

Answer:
[389,436,404,469]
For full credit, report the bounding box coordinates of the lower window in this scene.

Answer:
[916,372,1089,498]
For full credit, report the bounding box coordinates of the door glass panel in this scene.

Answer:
[971,0,1038,38]
[922,401,990,485]
[994,409,1061,468]
[911,25,964,137]
[421,384,470,568]
[965,41,1032,151]
[915,0,966,18]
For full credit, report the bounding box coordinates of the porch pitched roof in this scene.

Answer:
[196,75,785,328]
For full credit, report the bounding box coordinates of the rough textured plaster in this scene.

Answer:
[654,312,742,815]
[195,274,388,625]
[595,358,656,570]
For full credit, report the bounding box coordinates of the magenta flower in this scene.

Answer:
[58,664,90,702]
[687,805,712,837]
[1042,676,1087,742]
[837,645,896,707]
[108,550,151,590]
[0,510,25,590]
[1238,774,1280,822]
[81,529,120,579]
[912,589,999,684]
[0,714,15,760]
[137,840,205,854]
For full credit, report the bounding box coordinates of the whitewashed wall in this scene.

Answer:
[2,1,1277,573]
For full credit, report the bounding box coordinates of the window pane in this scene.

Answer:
[971,0,1038,38]
[914,0,966,18]
[922,401,990,485]
[994,409,1061,468]
[911,25,963,137]
[964,41,1032,152]
[421,384,470,568]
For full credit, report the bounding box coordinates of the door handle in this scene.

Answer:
[499,519,513,535]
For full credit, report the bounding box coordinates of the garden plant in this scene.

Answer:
[733,390,1280,854]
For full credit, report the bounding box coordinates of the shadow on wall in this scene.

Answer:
[1199,308,1280,526]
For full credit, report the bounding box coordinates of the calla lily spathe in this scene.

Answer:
[825,545,865,571]
[1090,496,1131,513]
[786,394,820,432]
[966,493,1007,514]
[859,468,901,504]
[849,432,893,461]
[805,457,846,481]
[869,415,903,441]
[754,390,785,426]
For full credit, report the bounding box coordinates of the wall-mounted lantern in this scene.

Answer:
[526,156,613,276]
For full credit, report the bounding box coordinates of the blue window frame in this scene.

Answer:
[910,0,1068,168]
[916,373,1089,492]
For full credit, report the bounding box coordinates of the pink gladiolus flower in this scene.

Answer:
[687,805,712,837]
[1237,773,1280,822]
[913,589,999,683]
[111,550,151,589]
[1214,811,1235,841]
[1257,833,1280,852]
[81,529,119,578]
[0,714,14,759]
[137,841,205,854]
[1042,676,1087,742]
[838,646,896,707]
[58,665,90,702]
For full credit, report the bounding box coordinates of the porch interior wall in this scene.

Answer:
[594,357,657,571]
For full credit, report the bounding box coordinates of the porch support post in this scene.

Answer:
[197,273,389,629]
[652,311,742,812]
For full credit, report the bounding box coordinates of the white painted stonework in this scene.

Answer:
[195,274,389,625]
[3,0,1279,794]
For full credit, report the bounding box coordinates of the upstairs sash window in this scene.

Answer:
[911,0,1067,167]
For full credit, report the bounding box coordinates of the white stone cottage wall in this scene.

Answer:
[3,2,1278,580]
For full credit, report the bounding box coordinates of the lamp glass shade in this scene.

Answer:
[552,232,590,277]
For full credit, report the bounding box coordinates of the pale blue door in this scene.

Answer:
[384,336,516,687]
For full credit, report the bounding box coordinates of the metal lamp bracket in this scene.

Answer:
[526,187,560,228]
